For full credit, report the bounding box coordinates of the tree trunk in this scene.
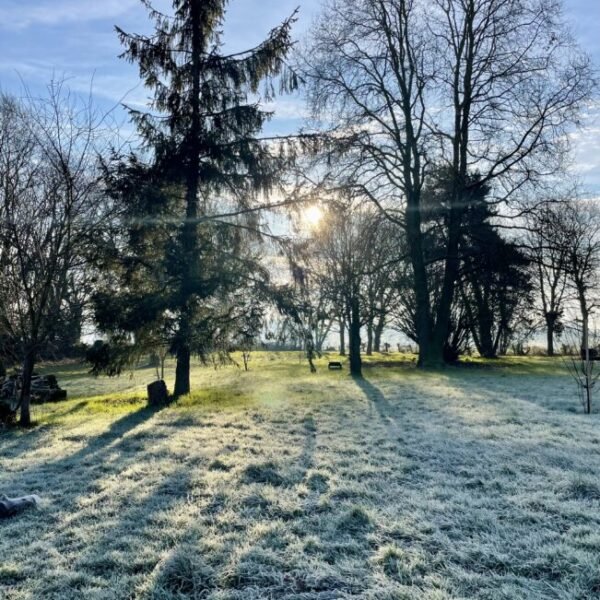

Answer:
[429,195,462,366]
[405,195,434,367]
[582,310,592,414]
[477,306,497,359]
[315,334,324,354]
[174,344,191,398]
[19,350,35,427]
[547,325,554,357]
[366,320,373,356]
[374,318,384,353]
[348,298,362,377]
[173,0,201,400]
[339,317,346,356]
[545,313,556,357]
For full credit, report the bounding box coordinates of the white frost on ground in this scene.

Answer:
[1,366,599,599]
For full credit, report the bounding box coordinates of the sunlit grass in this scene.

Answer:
[29,350,572,413]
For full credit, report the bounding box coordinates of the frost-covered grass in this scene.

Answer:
[2,353,600,599]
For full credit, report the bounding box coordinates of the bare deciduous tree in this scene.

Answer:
[542,199,600,413]
[301,0,594,367]
[309,202,403,374]
[526,204,571,356]
[0,83,111,426]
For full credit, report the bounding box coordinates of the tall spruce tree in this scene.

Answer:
[102,1,297,397]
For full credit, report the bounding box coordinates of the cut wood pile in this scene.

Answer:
[0,372,67,405]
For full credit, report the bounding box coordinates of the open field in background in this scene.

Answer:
[28,352,580,406]
[1,353,600,599]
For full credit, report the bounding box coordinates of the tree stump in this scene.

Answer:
[147,380,169,406]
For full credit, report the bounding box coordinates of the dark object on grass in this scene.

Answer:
[580,347,599,361]
[148,380,169,406]
[0,372,67,404]
[0,401,17,427]
[31,375,67,403]
[328,361,343,370]
[0,494,41,518]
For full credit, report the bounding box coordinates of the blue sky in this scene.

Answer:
[0,0,598,192]
[0,0,318,136]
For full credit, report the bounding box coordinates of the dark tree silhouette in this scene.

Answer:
[460,204,532,359]
[100,0,298,397]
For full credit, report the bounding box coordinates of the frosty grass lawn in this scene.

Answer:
[1,353,600,600]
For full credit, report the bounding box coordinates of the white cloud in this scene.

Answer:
[0,58,54,78]
[261,97,308,121]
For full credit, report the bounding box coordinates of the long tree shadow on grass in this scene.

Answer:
[0,403,189,598]
[299,414,317,473]
[4,404,165,501]
[0,423,56,458]
[2,456,197,597]
[138,409,322,597]
[70,463,195,587]
[136,376,600,600]
[0,401,92,458]
[146,414,372,599]
[354,370,600,493]
[353,375,403,440]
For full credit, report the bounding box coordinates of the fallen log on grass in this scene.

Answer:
[0,494,41,518]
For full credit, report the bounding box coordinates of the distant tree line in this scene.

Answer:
[291,183,600,377]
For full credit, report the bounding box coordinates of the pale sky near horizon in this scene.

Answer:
[0,0,599,193]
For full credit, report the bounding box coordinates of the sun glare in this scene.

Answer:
[304,205,323,228]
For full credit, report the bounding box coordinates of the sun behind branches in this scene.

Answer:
[303,204,323,228]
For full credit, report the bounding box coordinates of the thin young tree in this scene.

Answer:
[563,203,600,339]
[310,202,397,376]
[362,216,402,355]
[109,0,298,397]
[560,201,600,413]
